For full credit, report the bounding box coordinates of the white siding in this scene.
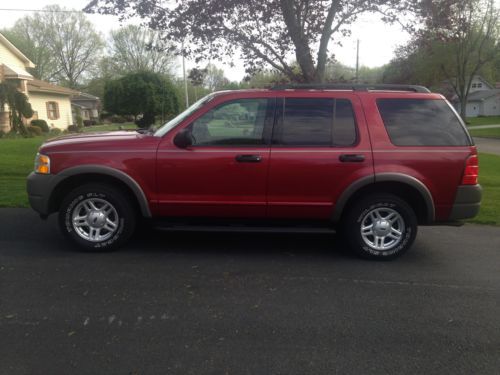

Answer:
[29,93,73,129]
[0,42,28,72]
[469,77,493,93]
[482,95,500,116]
[466,102,480,117]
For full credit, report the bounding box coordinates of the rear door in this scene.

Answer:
[267,93,374,219]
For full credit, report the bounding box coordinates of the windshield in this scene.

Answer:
[154,93,216,137]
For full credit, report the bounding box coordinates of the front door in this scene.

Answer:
[156,97,274,218]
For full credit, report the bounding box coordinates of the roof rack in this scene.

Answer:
[270,84,431,93]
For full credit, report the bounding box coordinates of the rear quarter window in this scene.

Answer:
[376,99,471,146]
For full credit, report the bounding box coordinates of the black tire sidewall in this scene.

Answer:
[346,195,417,260]
[59,184,136,251]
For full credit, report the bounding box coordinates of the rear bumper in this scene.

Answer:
[27,172,57,216]
[448,184,482,220]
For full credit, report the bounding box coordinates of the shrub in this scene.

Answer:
[27,125,43,136]
[49,128,62,136]
[135,112,155,128]
[110,115,127,123]
[30,119,50,133]
[76,115,83,128]
[67,125,81,133]
[83,120,92,127]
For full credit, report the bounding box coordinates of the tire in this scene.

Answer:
[342,194,417,260]
[58,183,137,251]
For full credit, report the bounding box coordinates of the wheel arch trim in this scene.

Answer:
[53,165,152,217]
[332,173,435,223]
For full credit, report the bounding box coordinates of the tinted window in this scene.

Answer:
[333,99,357,146]
[377,99,470,146]
[278,98,357,146]
[190,98,269,146]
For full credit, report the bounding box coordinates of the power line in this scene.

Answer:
[0,8,84,13]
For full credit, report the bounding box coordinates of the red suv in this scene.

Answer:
[27,84,481,259]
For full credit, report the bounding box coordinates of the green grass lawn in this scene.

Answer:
[468,127,500,139]
[0,136,47,207]
[467,153,500,226]
[1,136,499,226]
[466,116,500,126]
[82,123,137,133]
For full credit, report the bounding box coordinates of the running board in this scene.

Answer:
[153,224,336,234]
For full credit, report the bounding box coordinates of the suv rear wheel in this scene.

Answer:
[343,194,417,260]
[58,183,136,251]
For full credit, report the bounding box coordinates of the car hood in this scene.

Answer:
[40,131,158,153]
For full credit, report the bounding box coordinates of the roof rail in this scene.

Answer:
[270,84,431,93]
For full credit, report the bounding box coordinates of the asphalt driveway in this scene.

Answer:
[0,208,499,375]
[473,136,500,156]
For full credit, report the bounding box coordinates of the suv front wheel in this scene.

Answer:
[58,183,137,251]
[343,194,417,260]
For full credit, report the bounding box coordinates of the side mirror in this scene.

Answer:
[173,128,193,148]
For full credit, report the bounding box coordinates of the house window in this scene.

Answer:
[472,83,477,88]
[477,83,483,88]
[46,102,59,120]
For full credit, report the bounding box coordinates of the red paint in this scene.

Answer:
[39,89,478,222]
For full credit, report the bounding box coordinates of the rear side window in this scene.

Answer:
[377,99,470,146]
[276,98,357,146]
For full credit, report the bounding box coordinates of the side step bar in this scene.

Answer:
[153,224,336,234]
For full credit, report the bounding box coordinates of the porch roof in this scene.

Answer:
[2,64,33,80]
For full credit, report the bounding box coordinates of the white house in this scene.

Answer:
[453,76,500,117]
[0,32,78,132]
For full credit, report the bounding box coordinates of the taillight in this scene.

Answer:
[462,155,479,185]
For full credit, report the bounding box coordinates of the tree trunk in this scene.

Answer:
[279,0,317,82]
[459,96,468,120]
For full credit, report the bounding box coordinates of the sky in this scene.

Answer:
[0,0,412,81]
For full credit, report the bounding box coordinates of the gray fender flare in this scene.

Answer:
[332,173,435,223]
[54,165,152,217]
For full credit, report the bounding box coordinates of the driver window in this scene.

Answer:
[190,98,268,146]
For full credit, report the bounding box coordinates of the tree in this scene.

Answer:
[45,5,104,88]
[431,0,499,119]
[104,72,179,127]
[108,25,176,76]
[383,0,499,118]
[188,67,207,100]
[382,41,449,88]
[204,64,229,92]
[0,82,34,135]
[2,5,104,88]
[1,18,58,81]
[85,0,416,83]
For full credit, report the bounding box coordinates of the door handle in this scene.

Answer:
[339,154,365,162]
[235,154,262,163]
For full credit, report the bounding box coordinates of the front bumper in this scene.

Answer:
[26,172,57,217]
[448,184,482,220]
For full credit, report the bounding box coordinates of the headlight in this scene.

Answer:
[34,153,50,174]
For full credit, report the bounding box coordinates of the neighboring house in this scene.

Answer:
[450,76,500,117]
[0,32,77,132]
[71,92,101,123]
[27,79,78,129]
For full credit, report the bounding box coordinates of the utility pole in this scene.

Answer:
[355,39,360,84]
[182,41,189,108]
